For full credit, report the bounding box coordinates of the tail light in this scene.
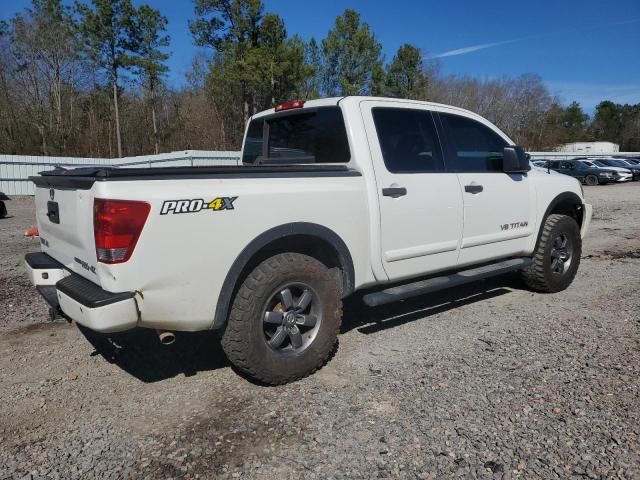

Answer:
[275,100,305,112]
[94,199,150,264]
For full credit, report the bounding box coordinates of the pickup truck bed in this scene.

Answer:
[31,164,361,187]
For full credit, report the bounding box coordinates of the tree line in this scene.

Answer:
[0,0,637,158]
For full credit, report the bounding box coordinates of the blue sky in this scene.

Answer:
[2,0,639,111]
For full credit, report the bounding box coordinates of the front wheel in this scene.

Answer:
[522,214,581,293]
[584,175,599,186]
[221,253,342,385]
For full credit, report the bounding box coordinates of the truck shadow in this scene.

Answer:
[77,325,230,383]
[78,274,521,383]
[341,274,518,335]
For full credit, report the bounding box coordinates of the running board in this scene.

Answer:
[363,257,532,307]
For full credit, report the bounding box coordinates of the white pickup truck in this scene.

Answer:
[26,97,592,384]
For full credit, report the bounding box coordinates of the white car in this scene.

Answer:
[532,160,548,169]
[25,97,593,384]
[591,160,633,182]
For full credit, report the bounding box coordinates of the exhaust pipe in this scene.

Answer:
[156,330,176,345]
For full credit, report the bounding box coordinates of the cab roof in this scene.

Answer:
[251,96,484,121]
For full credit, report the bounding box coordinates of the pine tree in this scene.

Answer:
[76,0,137,157]
[321,9,383,96]
[128,4,169,154]
[384,44,428,99]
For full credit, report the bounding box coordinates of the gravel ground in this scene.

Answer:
[1,184,639,479]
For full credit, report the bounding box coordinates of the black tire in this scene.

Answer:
[522,214,581,293]
[0,201,6,218]
[221,253,342,385]
[584,175,599,186]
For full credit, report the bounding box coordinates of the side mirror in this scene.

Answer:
[503,146,531,173]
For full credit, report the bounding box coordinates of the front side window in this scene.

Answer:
[372,108,444,173]
[439,113,508,172]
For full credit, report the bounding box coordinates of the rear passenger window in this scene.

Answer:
[268,108,350,163]
[372,108,444,173]
[242,119,264,164]
[242,107,350,164]
[439,113,508,172]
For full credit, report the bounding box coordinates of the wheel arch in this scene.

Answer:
[211,222,355,329]
[534,192,584,251]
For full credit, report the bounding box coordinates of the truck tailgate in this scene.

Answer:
[34,185,97,280]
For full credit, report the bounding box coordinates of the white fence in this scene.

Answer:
[3,150,639,195]
[0,150,241,195]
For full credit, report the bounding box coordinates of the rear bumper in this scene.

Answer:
[24,252,68,286]
[25,253,139,333]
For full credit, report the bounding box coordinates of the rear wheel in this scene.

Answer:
[584,174,599,186]
[0,201,6,218]
[522,214,581,293]
[221,253,342,385]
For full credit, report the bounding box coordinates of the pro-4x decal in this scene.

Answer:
[160,197,238,215]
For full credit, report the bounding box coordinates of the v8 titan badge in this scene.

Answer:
[160,197,238,215]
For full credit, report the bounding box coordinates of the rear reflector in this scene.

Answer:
[94,199,150,264]
[275,100,305,112]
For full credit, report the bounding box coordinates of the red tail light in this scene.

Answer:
[275,100,305,112]
[94,199,150,264]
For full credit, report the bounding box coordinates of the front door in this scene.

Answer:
[436,112,534,266]
[360,101,464,281]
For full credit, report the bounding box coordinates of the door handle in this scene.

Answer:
[382,187,407,198]
[464,184,483,194]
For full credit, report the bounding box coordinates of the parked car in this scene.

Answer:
[0,192,9,218]
[25,97,593,384]
[546,160,615,185]
[615,157,640,166]
[575,159,625,184]
[613,158,640,179]
[591,159,635,182]
[532,160,548,168]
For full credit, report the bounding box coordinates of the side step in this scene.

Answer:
[25,252,63,269]
[363,257,531,307]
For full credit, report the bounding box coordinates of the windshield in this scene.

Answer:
[605,159,631,168]
[579,160,596,168]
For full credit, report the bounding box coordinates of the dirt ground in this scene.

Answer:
[1,184,639,479]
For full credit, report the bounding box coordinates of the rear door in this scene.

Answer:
[360,101,463,281]
[436,112,534,266]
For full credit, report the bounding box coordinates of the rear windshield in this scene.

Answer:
[242,107,350,165]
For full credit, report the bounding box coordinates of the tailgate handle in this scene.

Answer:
[46,201,60,224]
